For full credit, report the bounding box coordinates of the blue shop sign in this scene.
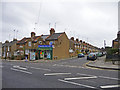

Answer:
[38,45,52,48]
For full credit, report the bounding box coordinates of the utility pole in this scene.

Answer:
[16,30,18,39]
[9,34,11,41]
[104,40,106,49]
[14,29,15,39]
[49,23,51,29]
[55,22,56,29]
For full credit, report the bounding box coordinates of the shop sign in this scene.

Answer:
[38,45,52,48]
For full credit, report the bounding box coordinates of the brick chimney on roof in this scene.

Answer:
[76,38,79,42]
[31,32,36,37]
[80,40,82,42]
[13,38,17,41]
[83,41,85,43]
[5,40,9,43]
[50,28,55,35]
[71,37,74,41]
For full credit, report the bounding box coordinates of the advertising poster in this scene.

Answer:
[30,52,35,60]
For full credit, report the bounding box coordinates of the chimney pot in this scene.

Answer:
[31,32,36,37]
[71,37,74,41]
[50,28,55,35]
[76,38,79,42]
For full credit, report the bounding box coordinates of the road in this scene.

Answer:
[1,57,120,89]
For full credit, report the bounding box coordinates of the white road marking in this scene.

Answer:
[58,79,96,88]
[53,64,84,68]
[77,73,119,80]
[0,66,3,68]
[100,85,120,88]
[77,73,96,77]
[13,65,27,70]
[11,68,32,74]
[64,76,97,80]
[30,67,51,71]
[44,73,71,76]
[98,76,120,80]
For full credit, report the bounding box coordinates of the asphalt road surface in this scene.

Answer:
[1,57,120,89]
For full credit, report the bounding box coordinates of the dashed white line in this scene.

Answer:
[30,67,51,71]
[44,73,71,76]
[77,73,119,80]
[77,73,96,77]
[11,68,32,74]
[53,64,84,68]
[0,66,3,68]
[13,65,27,70]
[58,79,96,89]
[64,76,97,80]
[98,76,120,80]
[100,85,120,88]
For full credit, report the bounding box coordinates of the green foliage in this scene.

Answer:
[107,48,119,55]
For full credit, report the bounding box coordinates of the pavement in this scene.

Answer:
[86,55,120,70]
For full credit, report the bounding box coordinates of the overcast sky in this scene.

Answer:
[0,0,119,48]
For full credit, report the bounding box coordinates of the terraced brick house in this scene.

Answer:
[45,28,69,60]
[16,32,47,60]
[2,39,17,59]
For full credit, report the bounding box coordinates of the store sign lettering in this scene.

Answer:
[38,45,52,48]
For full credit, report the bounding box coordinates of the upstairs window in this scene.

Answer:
[28,42,31,46]
[20,45,23,48]
[8,46,9,51]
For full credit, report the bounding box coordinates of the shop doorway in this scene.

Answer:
[38,50,52,60]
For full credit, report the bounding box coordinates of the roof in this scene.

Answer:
[17,37,30,44]
[2,40,17,47]
[32,36,41,42]
[17,34,43,44]
[113,38,118,42]
[41,35,49,41]
[46,32,64,41]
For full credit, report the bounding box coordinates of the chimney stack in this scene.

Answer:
[5,40,9,43]
[76,38,79,42]
[71,37,74,41]
[31,32,36,38]
[80,40,82,42]
[13,38,17,41]
[50,28,55,35]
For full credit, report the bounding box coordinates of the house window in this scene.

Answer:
[28,42,31,46]
[8,46,9,51]
[25,49,29,55]
[39,41,42,45]
[20,45,23,48]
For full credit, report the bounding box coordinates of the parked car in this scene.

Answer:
[87,53,97,60]
[78,53,84,58]
[96,52,102,57]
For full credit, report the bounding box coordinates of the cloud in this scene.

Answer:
[1,1,118,48]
